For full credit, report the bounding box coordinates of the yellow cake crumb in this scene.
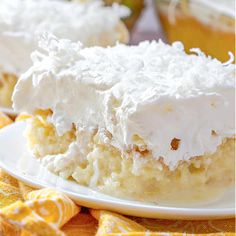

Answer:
[0,73,17,108]
[26,112,75,157]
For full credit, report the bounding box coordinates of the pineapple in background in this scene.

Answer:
[104,0,145,31]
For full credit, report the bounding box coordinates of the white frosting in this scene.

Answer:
[13,35,235,170]
[0,0,129,75]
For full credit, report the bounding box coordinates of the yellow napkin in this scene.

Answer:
[0,112,235,236]
[0,170,235,236]
[91,209,147,235]
[0,112,12,129]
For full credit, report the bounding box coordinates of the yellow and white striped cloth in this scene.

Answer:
[0,112,235,236]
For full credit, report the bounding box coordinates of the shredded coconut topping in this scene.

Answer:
[13,35,235,169]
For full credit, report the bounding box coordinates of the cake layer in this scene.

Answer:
[13,35,235,169]
[0,0,129,75]
[25,113,235,204]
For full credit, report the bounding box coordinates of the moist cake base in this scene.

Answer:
[25,112,235,205]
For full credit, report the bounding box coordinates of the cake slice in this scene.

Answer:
[13,35,235,205]
[0,0,129,107]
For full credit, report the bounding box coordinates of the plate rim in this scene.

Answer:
[0,122,235,220]
[0,107,18,116]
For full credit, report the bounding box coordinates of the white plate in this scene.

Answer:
[0,122,235,220]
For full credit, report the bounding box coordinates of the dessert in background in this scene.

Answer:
[154,0,235,62]
[72,0,145,31]
[13,35,235,205]
[0,0,129,108]
[104,0,145,31]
